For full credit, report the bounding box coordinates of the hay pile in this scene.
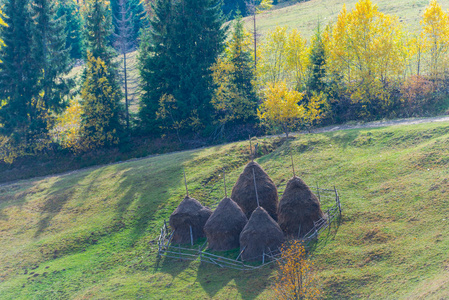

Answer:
[231,162,278,220]
[239,207,284,261]
[204,197,248,251]
[277,176,325,237]
[169,196,212,244]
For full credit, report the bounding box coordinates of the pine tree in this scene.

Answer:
[111,0,148,48]
[80,52,122,150]
[0,0,40,140]
[307,27,326,94]
[84,0,115,65]
[138,0,173,134]
[114,0,135,129]
[32,0,71,111]
[139,0,227,134]
[57,0,84,60]
[228,15,257,107]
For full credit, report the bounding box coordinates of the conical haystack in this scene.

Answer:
[231,162,278,220]
[204,197,248,251]
[277,176,325,238]
[239,207,284,262]
[169,196,212,244]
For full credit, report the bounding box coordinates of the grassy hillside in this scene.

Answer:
[247,0,449,38]
[1,121,448,299]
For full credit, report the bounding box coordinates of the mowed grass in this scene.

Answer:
[1,121,448,299]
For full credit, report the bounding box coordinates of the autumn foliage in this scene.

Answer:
[273,240,321,300]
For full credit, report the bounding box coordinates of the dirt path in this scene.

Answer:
[2,115,448,187]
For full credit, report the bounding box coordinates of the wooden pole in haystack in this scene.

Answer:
[249,135,253,162]
[252,168,260,207]
[223,169,227,198]
[290,150,296,177]
[183,169,189,197]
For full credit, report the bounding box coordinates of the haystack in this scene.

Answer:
[277,176,325,238]
[169,196,212,245]
[239,207,284,262]
[231,162,278,220]
[204,197,248,251]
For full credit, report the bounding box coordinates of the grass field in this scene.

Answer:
[246,0,449,38]
[1,121,448,299]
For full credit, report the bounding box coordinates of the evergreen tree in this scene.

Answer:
[228,15,257,107]
[0,0,40,140]
[138,0,172,133]
[111,0,148,49]
[80,52,122,150]
[307,27,326,94]
[81,0,123,147]
[222,0,247,18]
[57,0,84,60]
[32,0,71,112]
[139,0,227,134]
[84,0,115,65]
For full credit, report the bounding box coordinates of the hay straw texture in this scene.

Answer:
[169,196,212,244]
[204,198,248,251]
[239,207,284,262]
[277,176,325,237]
[231,162,278,220]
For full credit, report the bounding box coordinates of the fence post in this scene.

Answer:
[262,251,265,264]
[189,225,194,246]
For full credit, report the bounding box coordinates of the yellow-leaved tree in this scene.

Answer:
[257,81,304,138]
[258,26,309,89]
[273,240,321,300]
[421,0,449,79]
[79,52,123,151]
[53,97,83,152]
[324,0,409,117]
[0,9,6,57]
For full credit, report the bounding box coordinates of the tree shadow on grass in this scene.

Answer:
[155,255,196,281]
[110,150,195,245]
[196,261,236,298]
[34,173,89,238]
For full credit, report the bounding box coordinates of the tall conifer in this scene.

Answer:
[139,0,226,134]
[82,0,123,145]
[32,0,71,111]
[57,0,84,60]
[0,0,40,140]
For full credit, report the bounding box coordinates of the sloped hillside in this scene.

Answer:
[0,121,448,299]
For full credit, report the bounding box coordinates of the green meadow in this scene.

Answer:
[1,120,448,299]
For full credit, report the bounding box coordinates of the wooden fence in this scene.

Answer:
[157,186,342,270]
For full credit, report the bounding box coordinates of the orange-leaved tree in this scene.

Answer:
[273,240,321,300]
[257,81,304,138]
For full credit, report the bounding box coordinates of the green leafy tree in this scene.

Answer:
[32,0,72,112]
[80,52,123,150]
[57,0,84,60]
